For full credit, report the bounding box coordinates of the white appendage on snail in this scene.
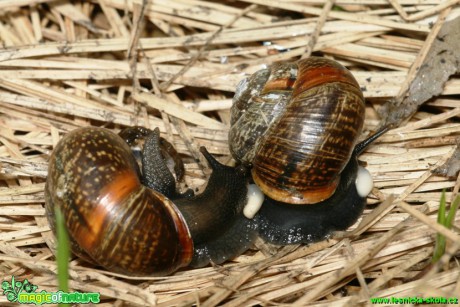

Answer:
[355,166,373,198]
[243,184,265,219]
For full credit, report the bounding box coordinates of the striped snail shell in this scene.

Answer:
[45,127,258,276]
[229,56,365,205]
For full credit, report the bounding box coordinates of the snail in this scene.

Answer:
[229,56,388,244]
[45,127,261,276]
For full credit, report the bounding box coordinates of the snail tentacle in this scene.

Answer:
[354,125,391,156]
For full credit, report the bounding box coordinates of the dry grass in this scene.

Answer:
[0,0,460,306]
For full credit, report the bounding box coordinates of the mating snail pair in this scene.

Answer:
[45,57,387,276]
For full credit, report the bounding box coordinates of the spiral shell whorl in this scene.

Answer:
[45,127,193,276]
[229,62,297,164]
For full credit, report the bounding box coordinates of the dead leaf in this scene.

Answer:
[383,15,460,127]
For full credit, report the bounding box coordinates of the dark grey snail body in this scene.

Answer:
[45,127,257,276]
[229,57,387,244]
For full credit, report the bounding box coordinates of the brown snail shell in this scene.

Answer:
[229,57,365,204]
[45,127,193,275]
